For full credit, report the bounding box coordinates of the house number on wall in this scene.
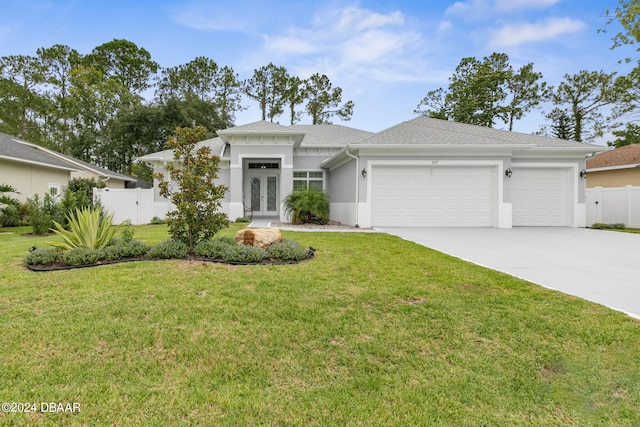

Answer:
[431,160,439,165]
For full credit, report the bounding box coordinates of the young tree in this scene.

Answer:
[303,73,354,124]
[544,108,576,140]
[156,126,229,250]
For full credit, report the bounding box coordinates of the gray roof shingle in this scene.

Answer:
[0,132,77,170]
[352,117,599,149]
[291,124,373,147]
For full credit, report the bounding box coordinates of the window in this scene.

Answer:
[48,183,61,200]
[293,171,324,191]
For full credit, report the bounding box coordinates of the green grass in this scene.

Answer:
[1,224,639,425]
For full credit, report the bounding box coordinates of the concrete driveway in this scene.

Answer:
[377,227,640,319]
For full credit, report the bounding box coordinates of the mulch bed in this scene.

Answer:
[26,254,312,272]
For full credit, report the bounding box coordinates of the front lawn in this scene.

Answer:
[0,224,639,425]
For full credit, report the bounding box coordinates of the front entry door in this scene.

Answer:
[249,174,278,216]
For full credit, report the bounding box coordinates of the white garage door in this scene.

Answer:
[371,165,495,227]
[511,167,571,226]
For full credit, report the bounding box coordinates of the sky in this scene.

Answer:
[0,0,636,144]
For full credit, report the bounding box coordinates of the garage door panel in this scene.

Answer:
[371,165,495,227]
[511,167,570,226]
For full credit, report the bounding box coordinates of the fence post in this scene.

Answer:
[627,185,633,227]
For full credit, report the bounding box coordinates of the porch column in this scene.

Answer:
[280,164,293,222]
[229,164,244,221]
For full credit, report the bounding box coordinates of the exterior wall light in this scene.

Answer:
[579,169,587,179]
[504,168,513,178]
[361,168,367,178]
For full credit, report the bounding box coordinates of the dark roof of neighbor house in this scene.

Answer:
[0,131,135,182]
[586,144,640,170]
[0,132,77,171]
[352,117,601,150]
[52,151,136,182]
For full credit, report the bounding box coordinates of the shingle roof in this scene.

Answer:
[53,152,135,181]
[352,116,598,149]
[218,120,300,135]
[586,144,640,169]
[0,131,136,182]
[138,136,226,163]
[0,132,77,171]
[291,124,373,147]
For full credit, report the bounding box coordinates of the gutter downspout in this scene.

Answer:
[345,149,360,228]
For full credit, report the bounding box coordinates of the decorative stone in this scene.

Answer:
[235,228,282,250]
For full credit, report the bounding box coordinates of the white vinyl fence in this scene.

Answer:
[93,188,170,225]
[586,186,640,228]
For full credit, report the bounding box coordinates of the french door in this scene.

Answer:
[249,174,279,216]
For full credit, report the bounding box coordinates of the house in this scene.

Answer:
[140,117,601,228]
[0,131,137,203]
[586,144,640,188]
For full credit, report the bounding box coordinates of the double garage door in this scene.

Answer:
[370,164,571,227]
[371,164,495,227]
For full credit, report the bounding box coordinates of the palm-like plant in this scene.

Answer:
[49,206,120,250]
[283,188,329,225]
[0,184,21,227]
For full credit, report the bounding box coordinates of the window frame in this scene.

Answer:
[293,170,325,191]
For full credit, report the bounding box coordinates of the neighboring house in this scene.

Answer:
[140,117,601,228]
[586,144,640,188]
[0,131,136,203]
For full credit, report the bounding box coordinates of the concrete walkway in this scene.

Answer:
[377,227,640,319]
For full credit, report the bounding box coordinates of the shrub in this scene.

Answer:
[147,239,188,259]
[591,223,626,230]
[102,239,149,261]
[283,188,329,225]
[194,238,235,259]
[150,216,165,225]
[49,206,120,250]
[267,238,311,261]
[28,193,63,235]
[61,247,102,266]
[235,217,251,223]
[24,247,61,265]
[222,244,267,264]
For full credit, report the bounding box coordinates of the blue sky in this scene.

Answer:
[0,0,635,141]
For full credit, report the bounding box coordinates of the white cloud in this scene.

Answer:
[445,0,490,17]
[494,0,560,12]
[446,0,561,18]
[489,17,587,48]
[334,6,405,32]
[437,20,453,33]
[256,4,427,84]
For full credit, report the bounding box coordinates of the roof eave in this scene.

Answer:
[587,163,640,172]
[0,154,77,172]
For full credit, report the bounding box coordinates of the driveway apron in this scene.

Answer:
[377,227,640,319]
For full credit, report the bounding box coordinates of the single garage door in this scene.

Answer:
[511,167,571,226]
[371,164,495,227]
